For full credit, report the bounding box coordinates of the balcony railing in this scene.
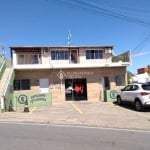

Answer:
[112,51,130,63]
[14,51,131,69]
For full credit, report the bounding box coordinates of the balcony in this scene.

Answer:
[13,58,131,70]
[112,51,130,63]
[12,50,131,70]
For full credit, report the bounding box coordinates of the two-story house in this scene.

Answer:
[10,45,130,106]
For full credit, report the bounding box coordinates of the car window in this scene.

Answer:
[124,85,132,91]
[142,85,150,91]
[123,85,138,91]
[131,85,138,91]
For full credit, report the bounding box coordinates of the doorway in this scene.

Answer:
[104,76,110,90]
[70,49,78,64]
[65,78,87,101]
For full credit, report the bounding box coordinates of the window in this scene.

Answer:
[124,85,132,91]
[142,84,150,90]
[14,79,30,90]
[131,85,138,91]
[86,50,103,59]
[51,50,69,60]
[115,75,124,86]
[33,55,39,64]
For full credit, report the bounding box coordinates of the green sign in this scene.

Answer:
[13,93,52,110]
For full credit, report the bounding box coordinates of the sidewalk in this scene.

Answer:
[0,101,150,130]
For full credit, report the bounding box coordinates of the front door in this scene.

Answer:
[65,78,87,101]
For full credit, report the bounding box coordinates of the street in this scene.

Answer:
[0,123,150,150]
[1,102,150,130]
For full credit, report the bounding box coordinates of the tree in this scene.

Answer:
[127,71,134,83]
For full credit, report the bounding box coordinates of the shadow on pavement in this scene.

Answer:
[113,101,150,112]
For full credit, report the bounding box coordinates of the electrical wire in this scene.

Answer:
[55,0,150,55]
[131,32,150,54]
[56,0,150,26]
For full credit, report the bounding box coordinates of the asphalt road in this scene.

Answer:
[0,123,150,150]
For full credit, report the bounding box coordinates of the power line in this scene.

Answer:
[55,0,150,54]
[56,0,150,26]
[131,32,150,54]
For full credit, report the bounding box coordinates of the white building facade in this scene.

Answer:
[10,46,131,104]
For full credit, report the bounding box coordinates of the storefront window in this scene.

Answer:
[65,78,87,101]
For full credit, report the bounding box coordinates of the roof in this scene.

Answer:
[10,45,114,58]
[10,45,114,50]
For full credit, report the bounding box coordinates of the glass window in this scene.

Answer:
[65,51,69,59]
[51,50,68,60]
[14,80,20,90]
[86,50,103,59]
[131,85,138,91]
[124,85,131,91]
[51,51,55,60]
[33,55,39,64]
[14,79,30,91]
[86,50,91,59]
[142,84,150,90]
[115,75,124,86]
[96,50,103,59]
[60,51,64,59]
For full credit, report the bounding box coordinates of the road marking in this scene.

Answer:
[29,107,37,114]
[72,103,83,114]
[1,122,150,133]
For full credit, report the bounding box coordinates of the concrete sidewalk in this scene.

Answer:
[0,101,150,130]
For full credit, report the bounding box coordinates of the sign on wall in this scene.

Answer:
[13,93,52,110]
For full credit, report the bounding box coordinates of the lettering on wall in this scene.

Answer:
[17,94,47,104]
[66,71,94,78]
[30,94,46,104]
[57,70,94,80]
[50,82,61,89]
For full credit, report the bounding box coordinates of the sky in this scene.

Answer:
[0,0,150,74]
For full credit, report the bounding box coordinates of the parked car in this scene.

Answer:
[116,82,150,111]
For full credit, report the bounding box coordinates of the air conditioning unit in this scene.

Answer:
[105,48,112,54]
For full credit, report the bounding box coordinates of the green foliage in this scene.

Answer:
[127,71,134,84]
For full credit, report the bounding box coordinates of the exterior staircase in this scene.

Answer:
[0,67,13,112]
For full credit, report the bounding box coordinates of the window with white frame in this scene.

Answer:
[33,55,40,64]
[86,50,103,59]
[51,50,69,60]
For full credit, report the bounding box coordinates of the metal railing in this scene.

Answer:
[2,67,14,96]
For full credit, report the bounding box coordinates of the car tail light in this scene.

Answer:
[140,92,150,96]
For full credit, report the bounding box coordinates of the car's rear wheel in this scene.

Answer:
[117,96,122,105]
[135,100,143,111]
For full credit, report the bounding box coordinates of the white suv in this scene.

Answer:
[116,82,150,111]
